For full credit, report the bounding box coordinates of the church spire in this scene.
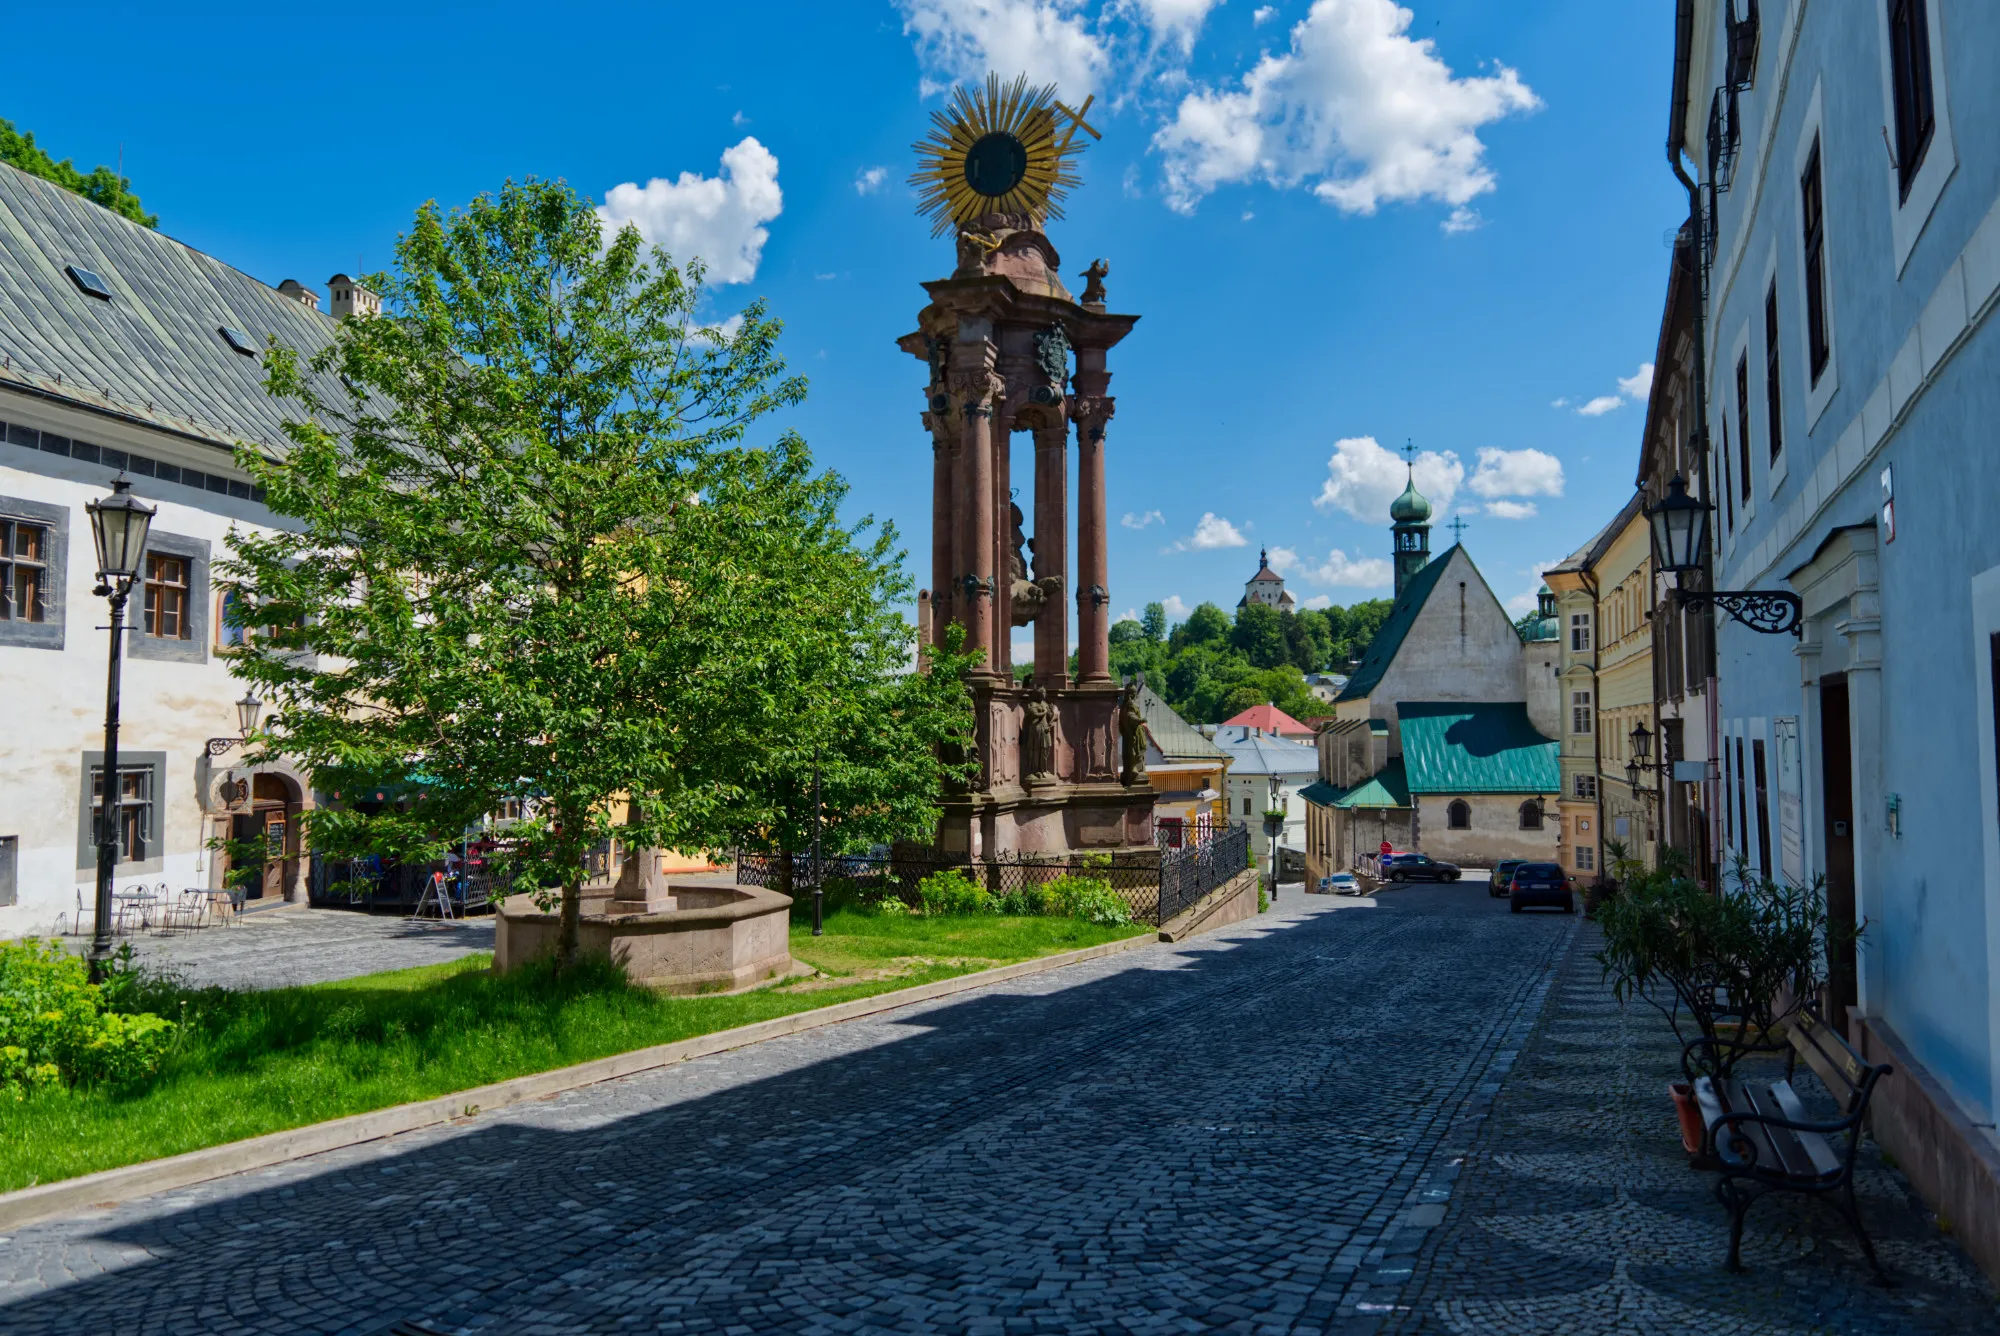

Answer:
[1390,442,1433,598]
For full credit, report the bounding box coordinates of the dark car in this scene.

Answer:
[1489,859,1523,898]
[1508,861,1575,913]
[1387,853,1460,883]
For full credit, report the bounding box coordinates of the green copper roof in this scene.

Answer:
[1332,758,1411,809]
[1334,547,1458,704]
[1390,474,1432,523]
[1397,702,1558,794]
[1298,780,1342,805]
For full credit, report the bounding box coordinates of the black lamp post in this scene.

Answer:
[84,478,156,979]
[1625,721,1659,803]
[1645,475,1802,636]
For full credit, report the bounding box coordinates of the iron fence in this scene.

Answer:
[1157,825,1252,924]
[736,823,1251,928]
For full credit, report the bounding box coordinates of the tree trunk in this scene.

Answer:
[556,876,582,971]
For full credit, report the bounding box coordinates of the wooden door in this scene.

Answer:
[262,813,288,900]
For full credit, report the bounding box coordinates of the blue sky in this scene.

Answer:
[9,0,1683,639]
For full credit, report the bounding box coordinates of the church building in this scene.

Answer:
[1302,465,1563,884]
[1237,548,1295,612]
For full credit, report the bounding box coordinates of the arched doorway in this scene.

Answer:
[229,771,304,903]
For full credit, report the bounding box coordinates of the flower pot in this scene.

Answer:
[1669,1081,1705,1156]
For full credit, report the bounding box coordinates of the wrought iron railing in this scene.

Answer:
[1157,825,1252,924]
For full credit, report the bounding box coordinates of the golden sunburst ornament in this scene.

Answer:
[911,74,1100,238]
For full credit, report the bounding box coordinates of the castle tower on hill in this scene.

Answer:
[1238,548,1295,612]
[1390,466,1433,597]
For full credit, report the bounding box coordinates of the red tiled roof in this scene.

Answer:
[1221,704,1312,734]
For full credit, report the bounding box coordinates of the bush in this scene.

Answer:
[916,868,993,916]
[0,939,176,1097]
[1044,875,1133,926]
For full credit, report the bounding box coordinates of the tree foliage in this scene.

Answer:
[0,119,155,227]
[1108,596,1394,723]
[220,179,974,965]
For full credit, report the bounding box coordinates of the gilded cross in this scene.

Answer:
[1054,95,1102,152]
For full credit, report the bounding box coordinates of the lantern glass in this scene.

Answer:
[1630,721,1652,761]
[236,692,263,736]
[1645,474,1711,574]
[85,479,157,581]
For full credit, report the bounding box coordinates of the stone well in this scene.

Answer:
[494,867,793,995]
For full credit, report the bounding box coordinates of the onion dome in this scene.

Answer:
[1390,473,1432,524]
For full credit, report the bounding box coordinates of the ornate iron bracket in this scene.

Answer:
[1676,588,1803,637]
[206,737,246,757]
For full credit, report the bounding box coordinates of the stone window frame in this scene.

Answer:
[1877,0,1956,275]
[128,531,210,664]
[75,750,167,876]
[1446,799,1471,830]
[1519,799,1545,831]
[0,495,67,651]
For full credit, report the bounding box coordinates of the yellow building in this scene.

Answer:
[1545,492,1657,881]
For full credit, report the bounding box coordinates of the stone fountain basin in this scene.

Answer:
[494,873,794,994]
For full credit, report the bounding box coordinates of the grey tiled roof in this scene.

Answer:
[1132,682,1226,764]
[0,162,340,457]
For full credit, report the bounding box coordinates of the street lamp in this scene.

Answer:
[206,691,264,756]
[84,478,156,979]
[1264,774,1287,901]
[1625,721,1657,801]
[1645,475,1802,636]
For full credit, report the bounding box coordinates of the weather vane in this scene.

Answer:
[910,74,1101,238]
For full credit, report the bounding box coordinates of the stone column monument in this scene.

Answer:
[898,74,1155,859]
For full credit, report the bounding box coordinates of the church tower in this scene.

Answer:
[1390,461,1433,597]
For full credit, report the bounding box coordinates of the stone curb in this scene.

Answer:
[0,929,1164,1234]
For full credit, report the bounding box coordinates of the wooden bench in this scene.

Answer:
[1692,1006,1893,1280]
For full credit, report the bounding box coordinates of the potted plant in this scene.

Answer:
[1595,850,1859,1157]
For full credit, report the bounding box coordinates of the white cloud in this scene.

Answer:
[1129,0,1226,53]
[1576,395,1623,417]
[1441,206,1482,234]
[899,0,1110,97]
[599,138,782,285]
[1549,397,1570,408]
[1241,210,1255,221]
[1172,512,1248,550]
[1121,508,1165,529]
[1152,0,1540,216]
[693,313,746,343]
[1299,593,1332,609]
[1288,546,1394,588]
[1312,435,1463,522]
[1161,594,1192,619]
[731,110,750,127]
[1116,606,1141,624]
[1468,446,1564,499]
[1617,361,1655,401]
[1122,163,1145,198]
[1252,3,1277,22]
[1504,558,1562,615]
[1485,499,1537,520]
[854,166,888,195]
[1265,544,1299,573]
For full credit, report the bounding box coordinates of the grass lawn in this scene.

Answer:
[0,909,1148,1192]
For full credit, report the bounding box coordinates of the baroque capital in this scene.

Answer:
[1071,395,1115,441]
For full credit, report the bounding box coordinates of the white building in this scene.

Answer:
[1236,548,1295,612]
[1210,725,1316,874]
[0,162,344,933]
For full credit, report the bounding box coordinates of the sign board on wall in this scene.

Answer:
[1775,717,1804,883]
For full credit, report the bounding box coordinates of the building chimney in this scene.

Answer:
[276,279,321,311]
[326,273,380,319]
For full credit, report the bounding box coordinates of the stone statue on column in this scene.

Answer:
[1023,686,1058,786]
[1119,682,1148,786]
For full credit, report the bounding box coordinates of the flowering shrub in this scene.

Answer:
[915,868,993,916]
[0,939,175,1097]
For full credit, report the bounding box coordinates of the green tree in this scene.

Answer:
[1141,601,1168,644]
[1230,603,1289,669]
[1169,601,1231,652]
[1109,617,1147,646]
[0,120,155,227]
[221,179,974,967]
[1335,598,1394,664]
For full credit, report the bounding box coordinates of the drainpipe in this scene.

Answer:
[1669,0,1718,890]
[1585,569,1604,882]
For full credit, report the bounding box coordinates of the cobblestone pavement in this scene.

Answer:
[1387,923,1999,1335]
[1,887,1571,1334]
[5,892,1985,1334]
[76,906,494,990]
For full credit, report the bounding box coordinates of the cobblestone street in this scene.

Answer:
[2,887,1992,1334]
[78,907,495,990]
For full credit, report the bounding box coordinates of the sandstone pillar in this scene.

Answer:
[953,354,1001,673]
[992,424,1013,676]
[1032,420,1069,688]
[926,410,953,649]
[1072,395,1114,684]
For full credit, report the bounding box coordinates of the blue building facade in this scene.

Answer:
[1677,0,2000,1267]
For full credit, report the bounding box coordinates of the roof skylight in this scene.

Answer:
[219,326,260,356]
[65,265,112,300]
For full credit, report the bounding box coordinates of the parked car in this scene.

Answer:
[1507,861,1575,913]
[1489,859,1523,898]
[1317,871,1361,895]
[1386,853,1460,883]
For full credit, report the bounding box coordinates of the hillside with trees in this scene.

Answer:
[1109,598,1393,724]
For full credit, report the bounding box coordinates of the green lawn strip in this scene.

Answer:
[1,913,1147,1192]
